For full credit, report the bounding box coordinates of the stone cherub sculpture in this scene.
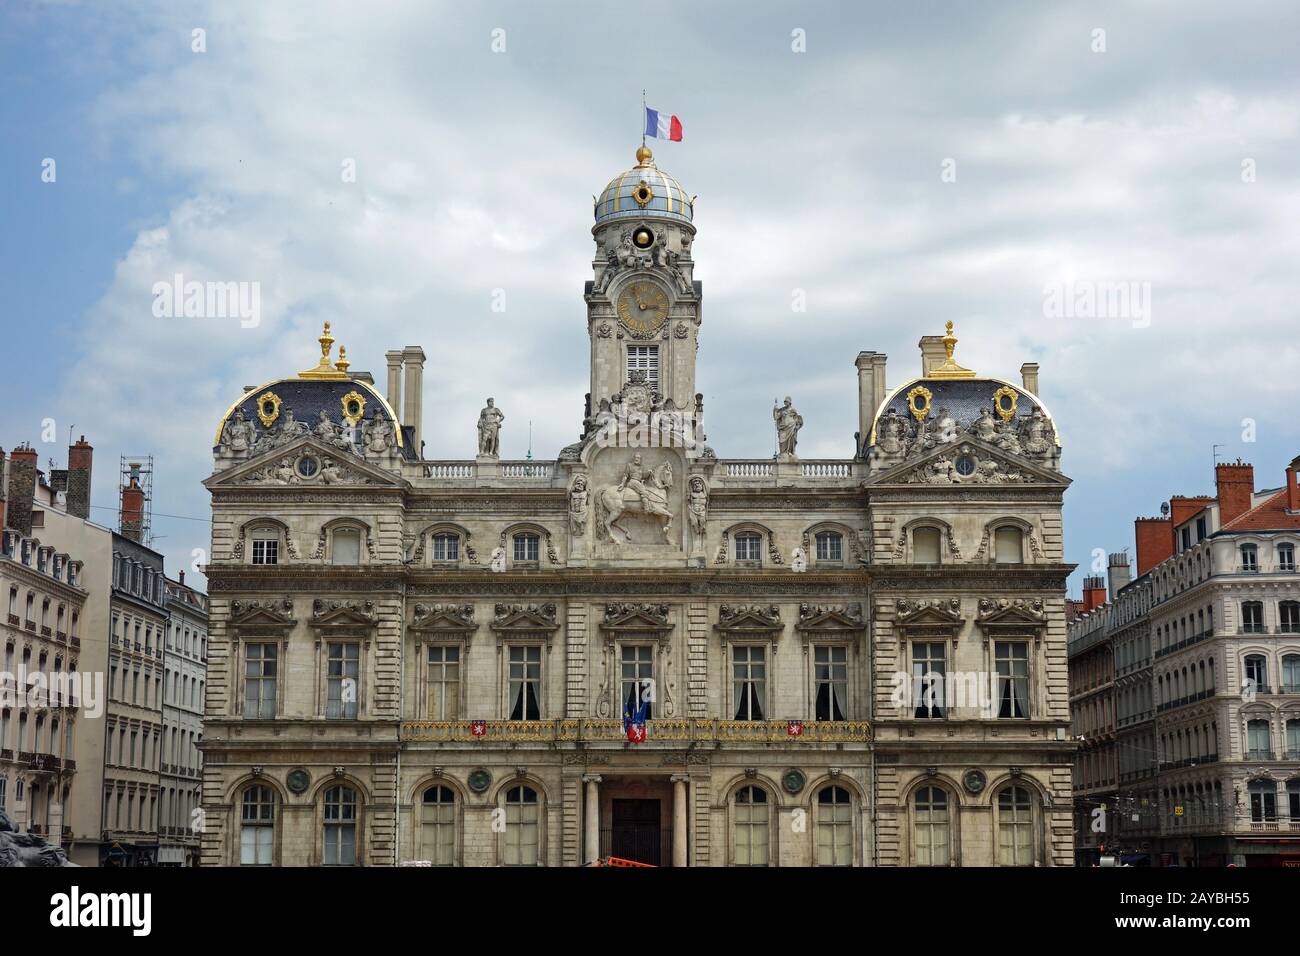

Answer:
[478,398,505,457]
[773,396,804,458]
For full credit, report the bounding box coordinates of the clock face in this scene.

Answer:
[616,281,669,334]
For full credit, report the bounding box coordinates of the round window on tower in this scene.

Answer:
[632,226,655,249]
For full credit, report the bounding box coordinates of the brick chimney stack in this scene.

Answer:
[1286,455,1300,513]
[120,462,145,542]
[67,436,93,520]
[1134,516,1174,576]
[1082,575,1107,613]
[5,445,39,536]
[1215,460,1255,526]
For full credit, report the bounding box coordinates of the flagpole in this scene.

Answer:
[641,88,646,147]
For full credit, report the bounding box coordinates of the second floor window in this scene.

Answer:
[1247,719,1271,759]
[240,785,275,866]
[432,533,459,562]
[620,645,654,720]
[244,644,278,719]
[913,527,942,564]
[815,531,843,562]
[995,642,1030,718]
[250,530,279,566]
[331,529,361,566]
[326,643,360,719]
[994,527,1024,564]
[426,646,461,719]
[1280,602,1300,634]
[912,642,947,719]
[732,646,766,720]
[814,646,847,721]
[1249,780,1277,823]
[1242,602,1264,634]
[1240,543,1258,572]
[1279,543,1297,572]
[508,645,541,720]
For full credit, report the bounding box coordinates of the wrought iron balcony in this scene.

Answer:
[401,717,872,744]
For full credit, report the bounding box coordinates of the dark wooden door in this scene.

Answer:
[610,799,661,865]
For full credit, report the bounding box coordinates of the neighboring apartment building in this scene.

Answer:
[161,572,207,866]
[1069,456,1300,866]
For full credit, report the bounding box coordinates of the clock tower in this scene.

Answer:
[585,145,699,421]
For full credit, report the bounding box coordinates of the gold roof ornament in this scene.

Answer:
[927,321,977,379]
[299,321,350,380]
[635,144,654,167]
[335,345,350,374]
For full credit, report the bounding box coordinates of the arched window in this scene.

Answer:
[420,785,456,866]
[815,785,853,866]
[734,532,763,565]
[1283,655,1300,694]
[733,785,770,866]
[431,532,460,563]
[913,785,950,866]
[814,531,843,563]
[1248,779,1277,823]
[323,785,358,866]
[1247,719,1272,760]
[330,528,361,566]
[503,785,539,866]
[1244,654,1268,692]
[512,533,540,564]
[996,785,1034,866]
[994,527,1024,564]
[912,527,942,564]
[240,785,275,866]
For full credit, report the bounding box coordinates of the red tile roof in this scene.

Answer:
[1219,487,1300,532]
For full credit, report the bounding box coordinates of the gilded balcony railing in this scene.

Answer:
[400,717,872,743]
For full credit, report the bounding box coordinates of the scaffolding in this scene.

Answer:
[118,455,155,546]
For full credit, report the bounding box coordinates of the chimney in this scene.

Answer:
[918,334,946,376]
[1020,362,1040,396]
[1134,516,1174,576]
[854,351,887,456]
[178,569,185,586]
[385,350,404,412]
[120,463,145,542]
[5,445,39,536]
[1082,575,1107,613]
[401,346,426,454]
[66,436,93,520]
[1215,460,1255,526]
[1286,455,1300,513]
[1107,552,1132,598]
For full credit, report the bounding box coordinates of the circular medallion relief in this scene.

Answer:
[296,455,320,479]
[782,769,806,794]
[286,768,311,794]
[963,768,987,795]
[632,226,655,248]
[467,769,493,793]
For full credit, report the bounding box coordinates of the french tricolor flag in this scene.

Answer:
[644,106,683,142]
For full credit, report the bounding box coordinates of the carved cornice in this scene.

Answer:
[795,602,866,635]
[490,602,559,633]
[715,603,783,638]
[410,603,476,634]
[602,602,671,629]
[229,597,296,632]
[310,598,377,630]
[976,597,1048,642]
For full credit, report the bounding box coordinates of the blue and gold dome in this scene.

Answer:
[594,145,693,226]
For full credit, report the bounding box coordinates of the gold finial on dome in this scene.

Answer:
[299,321,349,379]
[635,144,654,167]
[928,320,977,379]
[335,345,350,374]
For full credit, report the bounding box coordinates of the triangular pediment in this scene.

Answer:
[867,436,1069,488]
[715,604,783,633]
[796,603,866,632]
[229,598,296,629]
[310,599,377,628]
[490,602,559,632]
[896,604,963,627]
[977,599,1046,627]
[411,603,477,633]
[602,602,672,630]
[206,437,404,489]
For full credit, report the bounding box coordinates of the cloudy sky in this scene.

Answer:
[3,0,1298,591]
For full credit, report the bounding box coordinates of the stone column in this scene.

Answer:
[583,775,601,865]
[49,800,64,847]
[671,774,689,867]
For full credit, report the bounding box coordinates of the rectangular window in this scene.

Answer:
[1240,544,1258,572]
[995,642,1030,718]
[912,642,947,719]
[734,533,762,563]
[732,646,766,720]
[426,646,461,719]
[513,534,540,563]
[244,643,278,719]
[620,644,655,720]
[1242,602,1265,633]
[251,534,279,566]
[815,532,843,563]
[1196,516,1207,541]
[508,645,541,720]
[814,646,848,720]
[1281,603,1300,634]
[432,534,459,562]
[326,643,360,719]
[1280,544,1296,572]
[626,345,659,391]
[913,527,941,564]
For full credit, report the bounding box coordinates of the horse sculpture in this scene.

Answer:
[596,462,675,545]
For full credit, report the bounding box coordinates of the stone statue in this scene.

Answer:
[878,408,907,456]
[596,457,675,544]
[933,407,958,445]
[362,410,395,457]
[791,547,808,573]
[687,476,708,538]
[477,398,504,457]
[973,407,998,442]
[0,809,76,867]
[1019,407,1055,459]
[773,397,804,458]
[994,416,1022,456]
[569,476,589,536]
[489,547,507,572]
[221,409,255,458]
[314,410,353,451]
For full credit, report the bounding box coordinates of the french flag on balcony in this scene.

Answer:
[644,106,683,142]
[623,692,648,743]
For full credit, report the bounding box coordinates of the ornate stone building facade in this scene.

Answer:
[201,145,1074,867]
